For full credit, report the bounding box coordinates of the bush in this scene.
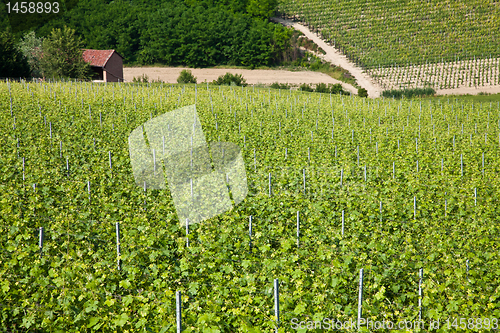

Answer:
[270,82,290,90]
[299,83,313,92]
[330,83,344,95]
[358,88,368,98]
[382,87,436,99]
[315,83,329,93]
[133,73,149,83]
[212,73,247,86]
[177,69,197,84]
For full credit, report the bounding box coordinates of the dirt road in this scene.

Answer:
[123,67,358,94]
[272,17,383,98]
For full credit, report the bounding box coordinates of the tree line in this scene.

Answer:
[1,0,296,78]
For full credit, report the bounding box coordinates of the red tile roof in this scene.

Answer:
[82,49,121,67]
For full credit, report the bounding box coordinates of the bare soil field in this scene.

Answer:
[123,67,357,94]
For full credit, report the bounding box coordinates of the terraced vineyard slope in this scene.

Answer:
[1,80,500,331]
[277,0,500,91]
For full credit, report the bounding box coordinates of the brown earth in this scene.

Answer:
[123,67,358,94]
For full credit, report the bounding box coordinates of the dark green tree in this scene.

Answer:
[18,31,44,77]
[0,28,30,78]
[39,26,91,80]
[246,0,278,19]
[358,88,368,98]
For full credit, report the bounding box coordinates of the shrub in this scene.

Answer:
[330,83,344,95]
[270,82,290,90]
[382,87,436,99]
[212,73,247,86]
[315,83,329,93]
[358,88,368,98]
[177,69,197,84]
[299,83,313,92]
[133,73,149,83]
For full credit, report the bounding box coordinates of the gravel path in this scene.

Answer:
[272,17,383,98]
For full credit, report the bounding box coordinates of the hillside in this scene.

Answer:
[277,0,500,91]
[2,0,290,68]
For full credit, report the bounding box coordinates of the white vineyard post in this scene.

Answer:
[341,210,345,237]
[380,201,383,223]
[185,219,189,248]
[364,165,367,182]
[87,180,91,203]
[460,154,463,177]
[59,141,62,158]
[474,187,477,206]
[357,268,364,329]
[116,222,121,271]
[482,152,485,176]
[274,278,280,333]
[418,268,423,321]
[249,216,252,252]
[39,226,44,257]
[393,161,395,179]
[176,291,182,333]
[143,181,147,211]
[296,211,300,248]
[269,173,272,197]
[340,168,343,187]
[109,151,112,176]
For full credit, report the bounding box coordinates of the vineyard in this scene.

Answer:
[277,0,500,90]
[1,80,500,332]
